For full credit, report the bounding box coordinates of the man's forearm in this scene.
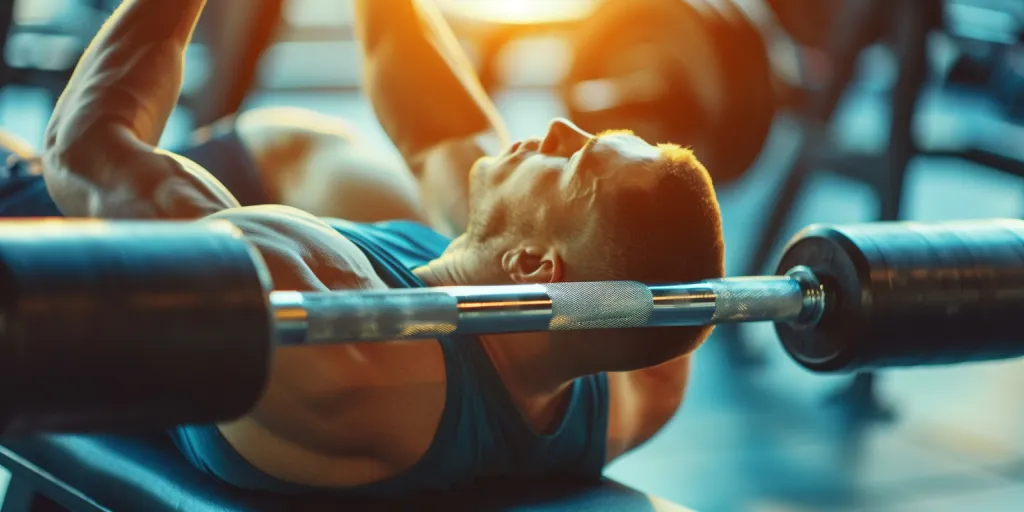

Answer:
[94,0,206,51]
[44,0,240,219]
[353,0,508,167]
[50,0,205,152]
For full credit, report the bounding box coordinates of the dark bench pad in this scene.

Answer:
[1,435,690,511]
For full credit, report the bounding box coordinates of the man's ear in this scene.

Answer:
[501,244,563,284]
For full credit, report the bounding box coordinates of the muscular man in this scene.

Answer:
[25,0,724,495]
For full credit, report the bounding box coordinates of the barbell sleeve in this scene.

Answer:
[0,220,272,436]
[270,267,826,345]
[776,219,1024,372]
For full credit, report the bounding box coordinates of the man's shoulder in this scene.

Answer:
[323,218,453,278]
[207,206,452,290]
[206,205,388,291]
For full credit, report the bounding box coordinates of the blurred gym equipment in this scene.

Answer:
[561,0,777,184]
[763,0,840,48]
[556,0,1024,189]
[0,0,283,126]
[438,0,597,93]
[718,0,1024,413]
[746,0,1024,277]
[438,0,817,185]
[944,0,1024,121]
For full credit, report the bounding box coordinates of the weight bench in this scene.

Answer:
[0,435,687,511]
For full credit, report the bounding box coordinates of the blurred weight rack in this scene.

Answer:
[745,0,1024,279]
[0,0,283,146]
[717,0,1024,415]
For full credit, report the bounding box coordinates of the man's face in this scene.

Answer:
[468,118,663,239]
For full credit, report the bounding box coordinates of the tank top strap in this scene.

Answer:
[457,338,609,479]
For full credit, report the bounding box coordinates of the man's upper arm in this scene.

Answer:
[353,0,509,234]
[610,355,691,460]
[354,0,509,160]
[415,131,503,236]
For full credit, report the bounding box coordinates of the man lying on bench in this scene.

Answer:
[19,0,725,497]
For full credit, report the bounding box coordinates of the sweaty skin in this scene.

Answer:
[43,0,693,489]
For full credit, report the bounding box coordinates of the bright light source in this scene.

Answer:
[437,0,597,24]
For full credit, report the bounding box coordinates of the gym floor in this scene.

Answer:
[4,2,1024,510]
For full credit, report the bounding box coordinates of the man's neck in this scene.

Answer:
[412,255,464,288]
[413,251,577,396]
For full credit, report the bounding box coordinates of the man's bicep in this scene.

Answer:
[415,131,501,237]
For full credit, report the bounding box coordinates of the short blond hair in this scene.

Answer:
[557,144,726,369]
[574,143,724,282]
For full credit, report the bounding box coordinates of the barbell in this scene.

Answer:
[2,218,1024,435]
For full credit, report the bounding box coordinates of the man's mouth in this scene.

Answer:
[514,138,542,154]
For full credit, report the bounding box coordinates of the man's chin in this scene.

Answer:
[467,156,492,191]
[473,155,496,170]
[469,156,495,181]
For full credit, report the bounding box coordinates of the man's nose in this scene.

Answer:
[540,118,591,157]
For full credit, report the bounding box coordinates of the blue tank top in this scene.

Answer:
[173,219,610,496]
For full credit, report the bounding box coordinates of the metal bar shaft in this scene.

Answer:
[271,267,825,345]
